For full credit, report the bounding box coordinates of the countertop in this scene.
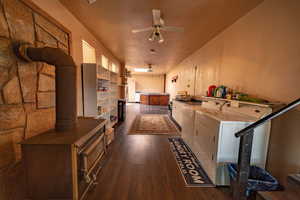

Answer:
[139,93,169,96]
[174,100,257,122]
[21,117,106,145]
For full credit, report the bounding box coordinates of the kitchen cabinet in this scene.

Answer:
[174,100,272,186]
[172,101,184,127]
[193,112,220,182]
[140,94,169,106]
[149,95,161,105]
[160,95,169,106]
[140,95,149,105]
[181,105,195,147]
[192,110,270,185]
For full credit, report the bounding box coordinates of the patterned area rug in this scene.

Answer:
[168,137,214,187]
[129,114,179,135]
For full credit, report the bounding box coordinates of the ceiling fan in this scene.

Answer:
[134,64,153,72]
[132,9,184,43]
[147,64,153,72]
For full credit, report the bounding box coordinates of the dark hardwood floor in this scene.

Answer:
[88,103,231,200]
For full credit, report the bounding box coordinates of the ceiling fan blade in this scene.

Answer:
[131,27,153,33]
[152,9,161,25]
[161,26,184,32]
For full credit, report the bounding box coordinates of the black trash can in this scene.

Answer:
[118,99,126,122]
[227,163,280,196]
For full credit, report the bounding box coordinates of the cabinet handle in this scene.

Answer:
[213,136,216,143]
[212,154,214,161]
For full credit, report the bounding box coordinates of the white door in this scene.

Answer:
[127,78,136,102]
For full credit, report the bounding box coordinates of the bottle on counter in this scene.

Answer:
[226,88,232,100]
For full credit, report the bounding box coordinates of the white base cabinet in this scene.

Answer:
[172,100,271,186]
[191,110,271,185]
[172,101,184,128]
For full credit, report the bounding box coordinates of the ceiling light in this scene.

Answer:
[134,68,149,72]
[158,34,164,43]
[86,0,97,4]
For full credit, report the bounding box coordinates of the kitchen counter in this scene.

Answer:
[140,92,169,96]
[141,93,169,106]
[174,100,257,122]
[172,99,271,185]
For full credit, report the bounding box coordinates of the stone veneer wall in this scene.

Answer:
[0,0,70,198]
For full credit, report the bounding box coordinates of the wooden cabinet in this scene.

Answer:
[159,95,169,106]
[140,94,169,106]
[149,95,161,105]
[140,95,149,105]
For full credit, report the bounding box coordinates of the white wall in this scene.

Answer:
[166,0,300,186]
[166,0,300,104]
[131,74,165,93]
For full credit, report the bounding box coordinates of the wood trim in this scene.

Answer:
[163,74,166,93]
[71,145,79,200]
[20,0,73,56]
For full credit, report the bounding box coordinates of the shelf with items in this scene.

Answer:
[82,63,121,124]
[97,65,110,80]
[95,65,120,129]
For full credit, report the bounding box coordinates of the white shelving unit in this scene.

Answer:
[97,65,119,128]
[82,63,119,129]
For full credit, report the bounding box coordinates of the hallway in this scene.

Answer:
[88,104,231,200]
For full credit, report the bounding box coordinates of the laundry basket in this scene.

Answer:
[227,163,280,196]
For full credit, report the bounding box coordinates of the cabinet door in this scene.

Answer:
[159,95,169,106]
[172,102,182,126]
[193,112,219,183]
[149,96,160,105]
[140,95,149,105]
[176,103,184,126]
[181,106,195,148]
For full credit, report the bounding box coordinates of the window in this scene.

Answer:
[134,68,148,72]
[82,40,96,63]
[111,63,118,73]
[101,55,109,69]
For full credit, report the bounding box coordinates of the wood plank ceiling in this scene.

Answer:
[59,0,263,74]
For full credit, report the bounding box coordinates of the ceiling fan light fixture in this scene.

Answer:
[131,9,184,43]
[147,64,153,72]
[86,0,97,4]
[148,31,155,41]
[158,34,164,43]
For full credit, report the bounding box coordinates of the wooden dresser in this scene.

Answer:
[21,118,107,200]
